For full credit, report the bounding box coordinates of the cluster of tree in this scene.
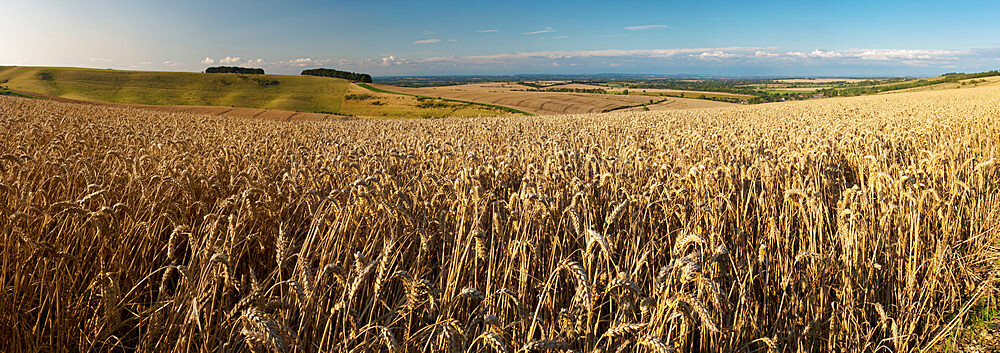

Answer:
[205,66,265,74]
[344,93,377,101]
[249,76,279,87]
[516,82,555,88]
[301,68,372,83]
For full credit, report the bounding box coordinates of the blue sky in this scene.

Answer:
[3,0,999,76]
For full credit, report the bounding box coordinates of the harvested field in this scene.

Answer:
[2,85,999,352]
[368,83,730,114]
[548,83,754,98]
[339,83,510,119]
[620,96,738,111]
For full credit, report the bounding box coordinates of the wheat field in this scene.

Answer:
[1,85,998,352]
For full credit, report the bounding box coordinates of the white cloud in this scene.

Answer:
[201,57,215,64]
[448,39,457,42]
[284,58,314,66]
[808,49,842,58]
[624,24,668,31]
[550,35,569,39]
[523,27,555,35]
[380,56,409,66]
[217,56,242,64]
[162,60,182,66]
[415,47,767,64]
[476,29,499,33]
[421,30,436,35]
[698,50,742,59]
[89,57,113,63]
[413,38,441,44]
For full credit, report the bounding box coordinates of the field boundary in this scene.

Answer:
[602,98,669,112]
[357,83,535,116]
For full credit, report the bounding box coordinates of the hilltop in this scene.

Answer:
[0,66,349,113]
[0,66,520,118]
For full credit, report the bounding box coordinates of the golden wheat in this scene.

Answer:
[1,85,999,352]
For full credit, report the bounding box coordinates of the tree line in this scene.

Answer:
[819,70,1000,97]
[205,66,265,74]
[301,68,372,83]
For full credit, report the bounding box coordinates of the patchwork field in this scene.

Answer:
[368,82,736,114]
[2,84,998,352]
[770,86,834,92]
[544,83,755,99]
[776,78,873,83]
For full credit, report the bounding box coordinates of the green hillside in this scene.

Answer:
[0,66,348,113]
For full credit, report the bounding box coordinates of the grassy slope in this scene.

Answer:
[882,76,1000,94]
[0,66,348,113]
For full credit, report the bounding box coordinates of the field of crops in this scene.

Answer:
[1,85,998,352]
[368,83,735,115]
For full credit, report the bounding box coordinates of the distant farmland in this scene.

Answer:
[367,82,736,115]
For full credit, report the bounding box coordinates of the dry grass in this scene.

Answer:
[1,85,999,352]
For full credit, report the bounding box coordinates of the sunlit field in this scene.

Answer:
[1,85,998,352]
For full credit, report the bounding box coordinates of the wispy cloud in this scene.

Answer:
[523,27,555,35]
[596,34,629,38]
[624,24,668,31]
[413,38,441,44]
[89,57,113,63]
[159,47,993,75]
[420,30,435,35]
[476,29,499,33]
[550,35,569,39]
[361,47,974,71]
[282,58,314,66]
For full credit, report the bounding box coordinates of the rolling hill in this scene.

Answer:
[0,66,349,113]
[0,66,522,118]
